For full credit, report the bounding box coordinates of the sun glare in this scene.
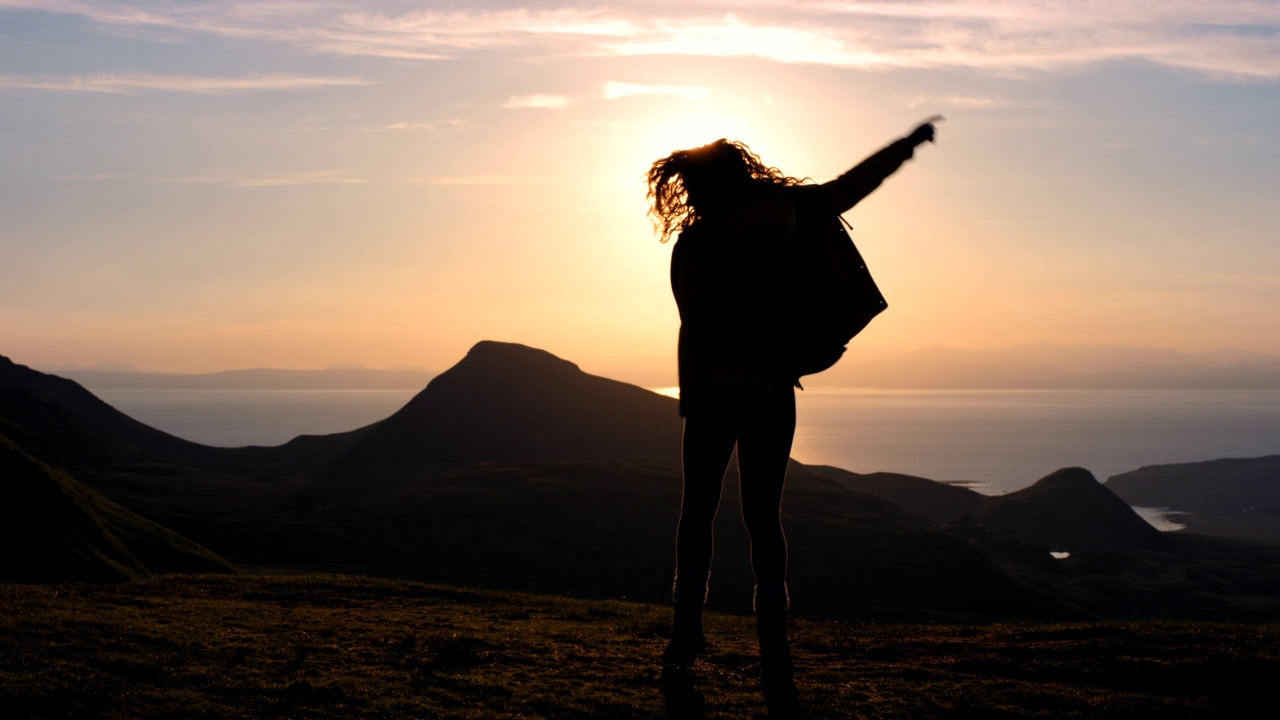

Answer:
[639,111,762,161]
[606,106,775,204]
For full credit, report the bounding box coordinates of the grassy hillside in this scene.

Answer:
[0,423,235,582]
[86,456,1099,619]
[1,574,1276,719]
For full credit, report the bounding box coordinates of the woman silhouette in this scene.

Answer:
[647,119,940,696]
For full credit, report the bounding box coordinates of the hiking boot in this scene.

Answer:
[662,602,706,666]
[757,607,799,717]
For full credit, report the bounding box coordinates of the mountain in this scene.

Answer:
[813,467,987,522]
[976,467,1163,551]
[0,420,234,582]
[1107,457,1280,543]
[813,465,1162,551]
[326,341,683,471]
[0,354,220,469]
[0,354,371,474]
[6,344,1280,619]
[14,342,1068,616]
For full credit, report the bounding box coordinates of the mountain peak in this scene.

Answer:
[461,341,581,374]
[979,467,1161,551]
[1029,467,1100,490]
[326,341,680,471]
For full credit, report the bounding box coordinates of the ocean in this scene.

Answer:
[94,388,419,449]
[92,387,1280,497]
[791,388,1280,493]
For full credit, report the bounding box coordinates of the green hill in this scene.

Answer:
[0,421,234,582]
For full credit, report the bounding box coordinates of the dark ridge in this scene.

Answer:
[0,354,219,469]
[1106,456,1280,543]
[325,341,682,472]
[0,354,370,474]
[284,456,1088,619]
[0,419,234,582]
[808,466,988,522]
[1107,456,1280,512]
[978,467,1163,551]
[10,348,1280,618]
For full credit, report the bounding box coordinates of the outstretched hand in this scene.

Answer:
[908,115,944,146]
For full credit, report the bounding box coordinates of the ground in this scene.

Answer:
[1,574,1276,719]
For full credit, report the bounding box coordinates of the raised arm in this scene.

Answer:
[819,117,941,213]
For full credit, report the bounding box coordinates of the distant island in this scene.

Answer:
[812,343,1280,390]
[41,343,1280,391]
[585,343,1280,390]
[52,367,435,391]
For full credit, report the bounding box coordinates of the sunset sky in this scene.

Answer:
[2,1,1278,381]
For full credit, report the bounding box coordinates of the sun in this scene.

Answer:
[602,105,774,203]
[638,110,761,161]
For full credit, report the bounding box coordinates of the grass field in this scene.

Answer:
[1,574,1277,719]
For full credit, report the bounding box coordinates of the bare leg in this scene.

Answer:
[673,414,736,604]
[665,412,736,665]
[737,389,796,606]
[735,387,800,715]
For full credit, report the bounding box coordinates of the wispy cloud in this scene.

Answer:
[48,173,133,181]
[0,1,634,60]
[159,171,367,187]
[502,94,572,109]
[6,1,1280,79]
[502,83,713,110]
[377,121,437,131]
[900,93,1026,109]
[808,0,1280,77]
[601,13,897,68]
[603,81,712,100]
[47,170,367,186]
[400,175,540,185]
[0,72,370,94]
[175,172,366,187]
[596,4,1280,78]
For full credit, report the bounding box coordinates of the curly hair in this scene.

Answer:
[646,139,802,243]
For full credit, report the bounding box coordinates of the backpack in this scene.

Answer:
[782,187,888,382]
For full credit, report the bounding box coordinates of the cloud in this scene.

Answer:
[900,93,1026,109]
[378,121,437,131]
[47,170,367,186]
[602,81,712,101]
[601,13,898,68]
[157,171,367,187]
[595,4,1280,78]
[0,72,371,94]
[502,83,714,111]
[48,173,132,180]
[400,175,540,185]
[502,94,572,109]
[806,0,1280,78]
[1,1,634,60]
[6,1,1280,80]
